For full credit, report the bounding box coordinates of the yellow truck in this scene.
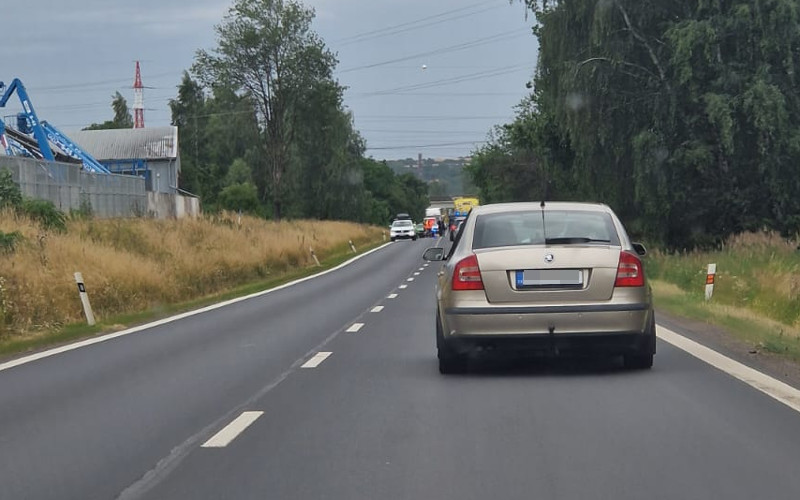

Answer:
[449,197,480,240]
[453,196,479,216]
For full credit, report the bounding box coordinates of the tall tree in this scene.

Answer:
[169,72,260,206]
[84,91,134,130]
[480,0,800,248]
[194,0,338,220]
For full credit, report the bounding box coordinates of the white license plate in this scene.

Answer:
[515,269,583,287]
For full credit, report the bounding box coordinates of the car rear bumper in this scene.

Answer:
[443,331,653,357]
[442,303,651,341]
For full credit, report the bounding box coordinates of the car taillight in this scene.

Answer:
[615,251,644,287]
[452,254,484,290]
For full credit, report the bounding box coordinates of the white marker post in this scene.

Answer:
[349,240,357,253]
[705,263,716,301]
[74,272,96,326]
[309,247,321,267]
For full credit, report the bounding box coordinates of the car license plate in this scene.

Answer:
[515,269,583,288]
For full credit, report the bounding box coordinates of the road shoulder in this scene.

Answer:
[657,308,800,391]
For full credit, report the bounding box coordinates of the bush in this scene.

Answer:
[0,230,22,254]
[70,197,94,220]
[218,182,261,214]
[0,169,22,209]
[0,169,68,232]
[21,199,67,233]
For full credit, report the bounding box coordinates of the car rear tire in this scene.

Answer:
[436,308,466,374]
[624,313,655,370]
[623,352,653,369]
[438,354,466,374]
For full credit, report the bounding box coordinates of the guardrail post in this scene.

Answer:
[349,240,357,253]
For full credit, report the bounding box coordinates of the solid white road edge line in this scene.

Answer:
[371,306,384,313]
[301,351,332,368]
[201,411,264,448]
[0,242,393,373]
[658,325,800,414]
[345,323,364,333]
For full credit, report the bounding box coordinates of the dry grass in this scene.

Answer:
[647,231,800,327]
[651,281,800,341]
[0,210,382,340]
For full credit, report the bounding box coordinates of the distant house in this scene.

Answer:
[70,126,180,194]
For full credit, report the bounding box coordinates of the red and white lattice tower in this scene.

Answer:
[133,61,145,128]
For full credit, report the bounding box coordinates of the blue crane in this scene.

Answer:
[0,78,111,174]
[0,120,10,156]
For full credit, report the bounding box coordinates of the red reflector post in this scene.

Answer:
[615,251,644,287]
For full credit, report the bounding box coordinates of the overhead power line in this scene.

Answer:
[337,4,502,47]
[356,65,528,97]
[367,141,487,150]
[334,0,495,44]
[27,71,181,92]
[338,29,528,74]
[349,91,524,97]
[361,129,488,134]
[355,115,512,121]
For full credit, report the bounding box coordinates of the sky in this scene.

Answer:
[1,0,537,160]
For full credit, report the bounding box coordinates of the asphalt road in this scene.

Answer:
[1,237,800,499]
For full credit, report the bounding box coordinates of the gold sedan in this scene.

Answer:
[423,202,654,374]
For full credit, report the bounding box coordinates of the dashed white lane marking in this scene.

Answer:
[345,323,364,333]
[406,278,414,282]
[371,306,384,313]
[418,267,425,271]
[399,285,408,289]
[201,411,264,448]
[424,264,429,267]
[301,351,332,368]
[387,293,398,299]
[413,272,420,276]
[658,326,800,414]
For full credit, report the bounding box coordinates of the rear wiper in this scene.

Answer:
[545,237,611,244]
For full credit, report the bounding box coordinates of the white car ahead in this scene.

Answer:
[390,219,418,241]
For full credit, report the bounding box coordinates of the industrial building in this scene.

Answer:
[69,126,181,194]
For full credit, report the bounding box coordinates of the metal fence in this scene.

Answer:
[0,156,146,217]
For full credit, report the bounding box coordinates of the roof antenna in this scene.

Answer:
[540,166,548,244]
[540,200,548,245]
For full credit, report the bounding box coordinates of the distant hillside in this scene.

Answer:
[385,157,476,197]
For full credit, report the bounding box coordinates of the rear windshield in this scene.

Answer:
[472,210,620,249]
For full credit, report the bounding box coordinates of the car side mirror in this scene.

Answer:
[632,242,647,256]
[423,247,445,261]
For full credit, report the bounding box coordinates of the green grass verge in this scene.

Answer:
[652,280,800,363]
[0,238,387,359]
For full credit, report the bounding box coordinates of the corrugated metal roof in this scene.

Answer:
[69,126,178,160]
